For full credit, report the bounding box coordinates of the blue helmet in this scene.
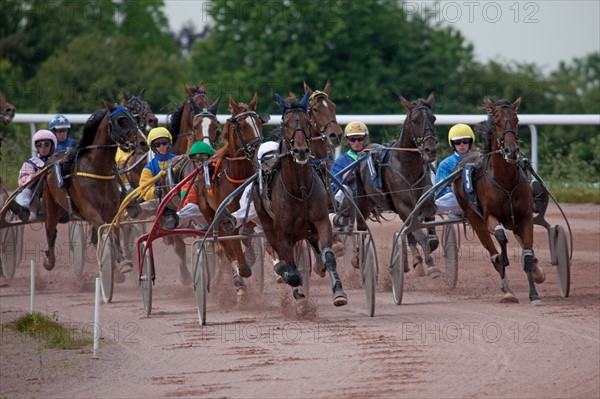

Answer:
[49,114,71,130]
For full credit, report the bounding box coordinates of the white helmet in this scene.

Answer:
[257,141,279,161]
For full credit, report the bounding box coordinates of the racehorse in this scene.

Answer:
[41,101,145,275]
[0,95,15,125]
[121,89,158,134]
[354,93,439,276]
[168,83,221,155]
[453,97,545,304]
[194,94,265,298]
[253,93,348,307]
[304,80,343,163]
[117,90,154,189]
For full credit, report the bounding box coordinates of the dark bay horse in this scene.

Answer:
[354,93,439,275]
[194,94,265,298]
[121,89,158,134]
[253,93,348,307]
[168,84,221,155]
[41,101,144,274]
[0,95,15,125]
[304,79,343,164]
[453,97,545,304]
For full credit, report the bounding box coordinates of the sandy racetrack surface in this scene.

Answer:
[1,203,599,398]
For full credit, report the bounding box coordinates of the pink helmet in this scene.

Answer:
[32,129,58,151]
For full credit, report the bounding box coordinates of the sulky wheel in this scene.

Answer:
[361,234,377,317]
[391,231,408,305]
[553,225,571,298]
[193,241,210,325]
[99,231,116,303]
[442,223,459,288]
[139,241,153,316]
[68,221,87,276]
[1,223,23,280]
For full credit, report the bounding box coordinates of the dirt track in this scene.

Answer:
[1,203,599,398]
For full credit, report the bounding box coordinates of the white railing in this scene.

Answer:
[11,114,600,171]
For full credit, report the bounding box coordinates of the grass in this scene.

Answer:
[3,312,93,350]
[548,184,600,204]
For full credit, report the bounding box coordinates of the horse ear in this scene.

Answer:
[484,97,494,112]
[138,88,145,100]
[184,85,194,97]
[120,97,127,106]
[303,81,313,95]
[199,82,206,93]
[323,79,332,95]
[299,91,311,110]
[512,97,521,110]
[399,96,413,112]
[103,99,114,112]
[426,92,435,107]
[274,93,288,112]
[190,98,203,115]
[208,97,221,115]
[123,92,131,101]
[249,93,258,110]
[229,96,239,114]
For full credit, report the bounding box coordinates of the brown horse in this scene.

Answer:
[453,97,545,304]
[121,89,158,134]
[168,83,221,155]
[41,101,144,274]
[304,79,343,162]
[354,93,439,275]
[253,93,348,307]
[0,95,16,125]
[194,94,265,297]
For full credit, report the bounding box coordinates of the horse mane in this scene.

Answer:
[168,101,184,139]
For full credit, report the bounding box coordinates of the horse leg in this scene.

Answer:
[315,220,347,307]
[407,233,426,276]
[43,220,58,271]
[514,225,544,304]
[173,236,191,285]
[412,229,440,278]
[471,218,518,302]
[488,217,510,267]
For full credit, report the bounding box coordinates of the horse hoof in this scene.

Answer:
[43,258,55,271]
[414,262,426,277]
[351,256,360,270]
[313,259,326,278]
[332,241,345,258]
[273,260,287,276]
[119,260,134,274]
[499,293,519,303]
[284,271,302,287]
[114,269,126,284]
[333,291,348,307]
[426,266,441,278]
[530,298,544,306]
[533,265,546,284]
[237,263,252,278]
[274,273,284,284]
[236,286,247,304]
[296,298,311,316]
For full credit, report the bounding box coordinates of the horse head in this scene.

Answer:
[223,94,266,159]
[399,92,438,162]
[484,97,521,163]
[103,100,142,151]
[121,89,158,133]
[0,95,16,125]
[276,92,312,165]
[304,80,342,148]
[190,96,222,147]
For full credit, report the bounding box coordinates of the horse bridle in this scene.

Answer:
[227,110,263,159]
[281,107,313,153]
[108,106,139,151]
[404,105,438,156]
[489,104,520,146]
[308,91,338,141]
[191,105,221,147]
[126,97,151,132]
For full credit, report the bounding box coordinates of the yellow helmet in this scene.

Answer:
[344,121,369,138]
[147,127,172,145]
[448,124,475,146]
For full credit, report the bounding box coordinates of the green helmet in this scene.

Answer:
[189,141,214,157]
